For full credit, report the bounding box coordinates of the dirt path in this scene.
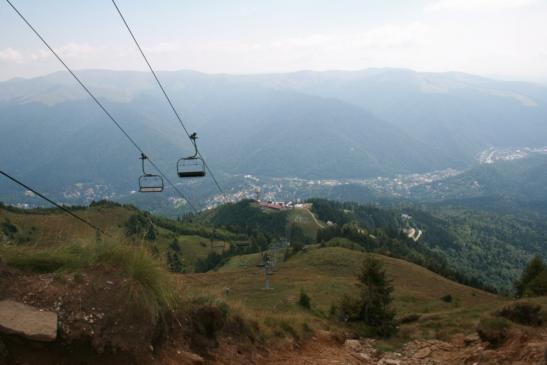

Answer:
[305,208,325,229]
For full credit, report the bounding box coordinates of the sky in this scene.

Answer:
[1,0,547,82]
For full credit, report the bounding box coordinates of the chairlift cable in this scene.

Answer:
[0,169,109,236]
[5,0,197,213]
[111,0,225,195]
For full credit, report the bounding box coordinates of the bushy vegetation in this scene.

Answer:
[298,289,311,309]
[1,218,18,239]
[310,199,506,292]
[195,251,226,273]
[514,256,547,297]
[166,238,184,273]
[496,302,544,326]
[311,199,495,292]
[476,317,511,347]
[0,240,178,322]
[209,199,288,238]
[414,205,547,292]
[125,213,157,240]
[339,256,397,337]
[184,298,260,347]
[441,294,453,303]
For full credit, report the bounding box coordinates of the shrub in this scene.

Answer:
[329,304,337,318]
[95,242,179,323]
[339,294,360,321]
[1,218,18,238]
[298,289,311,309]
[496,302,544,326]
[279,321,300,341]
[476,317,511,347]
[441,294,453,303]
[192,305,227,338]
[524,271,547,297]
[145,225,157,241]
[125,214,149,236]
[0,240,179,323]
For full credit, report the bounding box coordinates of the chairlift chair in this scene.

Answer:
[138,153,164,193]
[177,133,206,178]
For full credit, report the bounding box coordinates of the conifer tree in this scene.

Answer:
[357,255,396,336]
[515,255,547,297]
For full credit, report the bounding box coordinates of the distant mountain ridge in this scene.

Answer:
[1,68,546,207]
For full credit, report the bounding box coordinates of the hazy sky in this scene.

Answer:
[1,0,547,82]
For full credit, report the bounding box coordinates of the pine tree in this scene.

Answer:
[525,270,547,296]
[515,255,547,297]
[357,255,396,337]
[167,251,183,273]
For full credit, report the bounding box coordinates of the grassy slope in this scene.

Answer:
[0,204,515,342]
[0,205,216,271]
[288,207,324,239]
[0,205,131,245]
[179,246,505,340]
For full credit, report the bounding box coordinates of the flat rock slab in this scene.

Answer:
[0,300,57,342]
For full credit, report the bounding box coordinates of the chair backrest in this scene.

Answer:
[177,156,206,178]
[139,174,164,192]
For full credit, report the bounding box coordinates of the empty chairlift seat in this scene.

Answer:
[177,157,206,178]
[177,132,206,178]
[138,153,164,193]
[139,174,164,192]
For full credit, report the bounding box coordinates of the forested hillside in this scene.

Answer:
[2,69,547,211]
[307,199,547,292]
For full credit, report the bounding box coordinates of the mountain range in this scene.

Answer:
[1,68,546,208]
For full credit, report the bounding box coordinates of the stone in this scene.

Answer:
[344,339,362,351]
[379,359,401,365]
[179,350,204,364]
[464,334,480,346]
[0,300,57,342]
[414,347,431,359]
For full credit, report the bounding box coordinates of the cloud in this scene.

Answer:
[207,23,430,55]
[56,43,101,59]
[30,49,51,61]
[270,35,336,49]
[3,44,105,63]
[425,0,539,12]
[143,42,180,54]
[0,48,23,62]
[349,23,430,49]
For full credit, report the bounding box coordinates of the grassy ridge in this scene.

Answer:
[180,246,504,340]
[0,204,223,272]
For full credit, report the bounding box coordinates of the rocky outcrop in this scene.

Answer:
[0,300,57,342]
